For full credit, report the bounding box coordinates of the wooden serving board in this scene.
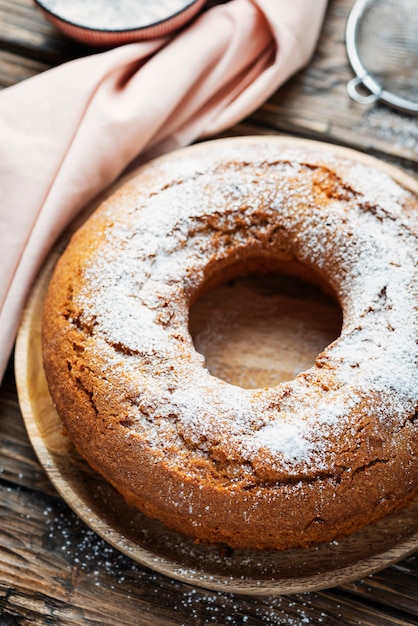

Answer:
[14,137,418,595]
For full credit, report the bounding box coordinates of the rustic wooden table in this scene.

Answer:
[0,0,417,624]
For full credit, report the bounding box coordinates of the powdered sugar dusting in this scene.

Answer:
[39,0,195,30]
[71,141,417,480]
[256,420,313,463]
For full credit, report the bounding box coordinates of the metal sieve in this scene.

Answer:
[346,0,418,114]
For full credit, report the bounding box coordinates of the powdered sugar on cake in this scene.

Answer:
[74,142,417,478]
[40,0,195,30]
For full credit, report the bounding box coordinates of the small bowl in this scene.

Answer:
[34,0,207,47]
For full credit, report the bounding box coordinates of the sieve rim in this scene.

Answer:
[345,0,418,114]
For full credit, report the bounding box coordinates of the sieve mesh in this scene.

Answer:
[346,0,418,113]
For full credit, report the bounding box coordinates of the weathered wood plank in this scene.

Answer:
[0,48,50,87]
[0,0,89,66]
[344,561,418,619]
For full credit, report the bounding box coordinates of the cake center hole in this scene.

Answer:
[189,272,343,389]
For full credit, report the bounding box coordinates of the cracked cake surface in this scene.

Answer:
[42,138,418,550]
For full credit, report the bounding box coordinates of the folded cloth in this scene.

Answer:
[0,0,327,383]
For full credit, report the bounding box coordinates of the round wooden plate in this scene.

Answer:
[15,137,418,595]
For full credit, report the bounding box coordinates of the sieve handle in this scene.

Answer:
[347,76,381,105]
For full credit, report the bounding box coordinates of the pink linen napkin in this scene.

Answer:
[0,0,327,383]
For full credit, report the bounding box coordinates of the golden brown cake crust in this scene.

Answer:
[42,138,418,550]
